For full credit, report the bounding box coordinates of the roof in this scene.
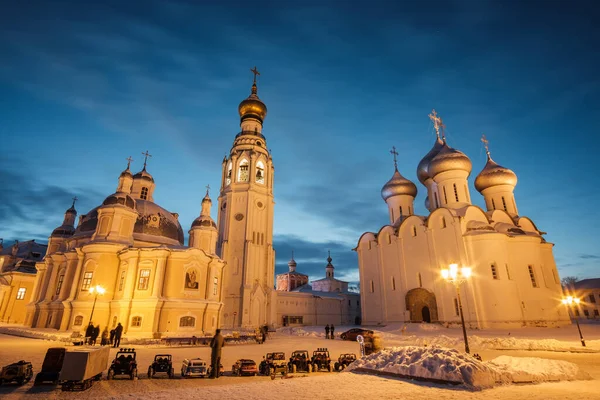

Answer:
[0,240,47,258]
[573,278,600,290]
[0,240,46,274]
[311,276,349,284]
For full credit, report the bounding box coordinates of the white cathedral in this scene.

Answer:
[356,111,569,329]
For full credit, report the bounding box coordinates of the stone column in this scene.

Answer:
[151,255,168,298]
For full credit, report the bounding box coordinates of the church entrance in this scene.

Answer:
[405,288,438,323]
[422,306,431,323]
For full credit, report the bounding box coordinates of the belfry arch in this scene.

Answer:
[406,288,438,323]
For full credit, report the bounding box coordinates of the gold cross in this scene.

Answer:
[481,134,490,156]
[250,66,260,83]
[205,184,210,196]
[141,150,152,169]
[72,196,78,207]
[126,156,133,169]
[428,109,442,139]
[390,146,399,170]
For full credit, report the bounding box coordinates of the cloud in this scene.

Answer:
[579,254,600,260]
[273,234,359,284]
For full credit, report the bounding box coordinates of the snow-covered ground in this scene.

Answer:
[1,322,600,399]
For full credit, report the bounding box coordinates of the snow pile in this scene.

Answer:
[345,346,591,388]
[277,327,324,338]
[488,355,592,383]
[345,345,499,388]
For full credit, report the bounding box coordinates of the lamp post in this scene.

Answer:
[561,296,586,347]
[88,285,105,326]
[441,263,472,354]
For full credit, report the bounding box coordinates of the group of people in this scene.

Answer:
[256,325,269,344]
[325,324,335,339]
[85,322,123,348]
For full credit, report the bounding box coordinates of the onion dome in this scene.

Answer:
[191,215,216,229]
[102,192,137,210]
[120,168,133,179]
[133,167,154,183]
[288,252,297,272]
[381,169,418,201]
[474,155,517,192]
[238,81,267,123]
[417,136,444,184]
[428,142,472,177]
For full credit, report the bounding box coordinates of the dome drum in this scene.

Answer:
[103,193,136,209]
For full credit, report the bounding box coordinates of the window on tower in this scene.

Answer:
[141,187,148,200]
[226,162,232,185]
[238,159,249,182]
[256,161,265,184]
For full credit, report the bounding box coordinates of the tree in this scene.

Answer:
[561,276,579,293]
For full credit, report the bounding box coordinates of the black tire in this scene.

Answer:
[148,367,152,379]
[328,364,332,372]
[107,370,114,380]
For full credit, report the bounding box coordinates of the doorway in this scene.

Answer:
[422,306,431,323]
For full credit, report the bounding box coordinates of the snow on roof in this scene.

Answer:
[573,278,600,290]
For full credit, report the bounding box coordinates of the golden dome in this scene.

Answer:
[474,156,517,192]
[417,136,444,184]
[428,142,472,177]
[381,169,418,201]
[238,82,267,122]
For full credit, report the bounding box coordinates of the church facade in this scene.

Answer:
[356,111,568,329]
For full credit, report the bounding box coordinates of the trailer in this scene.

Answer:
[59,347,110,391]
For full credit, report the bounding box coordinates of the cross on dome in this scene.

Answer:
[390,146,399,170]
[481,134,491,158]
[71,196,78,207]
[428,109,442,139]
[205,184,210,196]
[126,156,133,169]
[141,150,152,169]
[250,66,260,83]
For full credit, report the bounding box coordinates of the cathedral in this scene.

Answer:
[356,111,569,329]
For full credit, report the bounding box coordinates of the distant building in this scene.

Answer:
[0,240,47,324]
[275,254,361,327]
[570,279,600,320]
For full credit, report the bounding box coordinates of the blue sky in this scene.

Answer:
[1,0,598,283]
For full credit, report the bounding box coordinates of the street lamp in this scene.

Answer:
[88,285,105,326]
[561,295,586,347]
[441,263,472,354]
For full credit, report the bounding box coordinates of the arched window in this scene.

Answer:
[131,316,142,327]
[418,273,422,287]
[434,193,439,208]
[370,280,374,293]
[256,160,265,184]
[491,198,496,210]
[141,187,149,200]
[453,184,459,202]
[502,196,508,211]
[73,315,83,326]
[179,316,195,327]
[412,226,417,237]
[391,276,396,291]
[226,162,232,185]
[55,274,65,296]
[238,159,249,182]
[443,186,448,204]
[213,277,218,295]
[441,217,446,229]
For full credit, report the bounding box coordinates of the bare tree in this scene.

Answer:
[561,276,579,293]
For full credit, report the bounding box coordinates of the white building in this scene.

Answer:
[356,111,569,329]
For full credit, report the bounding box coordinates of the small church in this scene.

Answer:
[356,111,568,329]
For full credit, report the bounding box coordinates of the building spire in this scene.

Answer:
[250,66,260,95]
[205,184,211,197]
[481,134,491,160]
[71,196,78,208]
[141,150,152,170]
[126,156,133,170]
[390,146,399,171]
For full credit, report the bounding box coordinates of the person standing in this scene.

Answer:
[325,324,330,339]
[330,325,335,340]
[114,322,123,348]
[85,323,94,345]
[101,327,109,346]
[209,329,225,379]
[109,328,116,345]
[91,325,100,345]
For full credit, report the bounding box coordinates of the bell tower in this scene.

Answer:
[217,67,275,328]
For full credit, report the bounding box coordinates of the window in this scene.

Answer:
[138,269,151,290]
[453,183,459,202]
[443,186,448,204]
[418,273,422,288]
[213,277,218,295]
[454,298,459,316]
[583,309,590,317]
[73,315,83,326]
[387,235,392,245]
[81,272,93,290]
[492,198,496,210]
[594,310,599,317]
[141,187,149,200]
[119,270,126,291]
[256,161,265,184]
[357,300,360,306]
[505,264,511,280]
[179,316,195,327]
[348,300,351,306]
[528,265,538,287]
[441,217,446,229]
[55,274,64,295]
[131,316,142,327]
[502,196,507,211]
[226,162,232,185]
[434,193,439,208]
[370,280,374,293]
[391,277,396,291]
[589,294,596,304]
[491,264,498,280]
[574,309,580,317]
[412,226,417,237]
[464,185,469,202]
[16,287,26,300]
[238,159,249,182]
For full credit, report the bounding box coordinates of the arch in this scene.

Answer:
[355,232,377,250]
[237,159,249,182]
[375,225,396,245]
[422,306,431,323]
[517,217,540,233]
[397,215,425,238]
[425,207,455,230]
[490,210,514,225]
[255,160,265,184]
[226,162,233,185]
[405,288,438,323]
